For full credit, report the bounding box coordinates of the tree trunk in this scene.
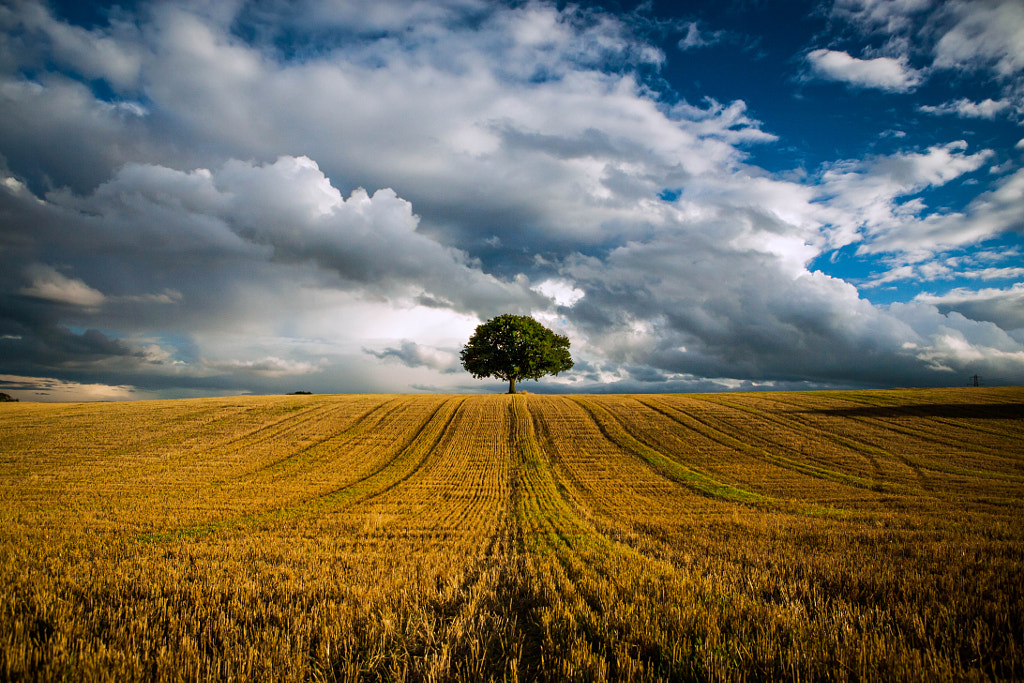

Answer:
[508,377,516,394]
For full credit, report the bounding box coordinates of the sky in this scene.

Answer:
[0,0,1022,400]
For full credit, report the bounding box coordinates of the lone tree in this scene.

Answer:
[460,314,573,394]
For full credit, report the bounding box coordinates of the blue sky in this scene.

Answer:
[0,0,1022,400]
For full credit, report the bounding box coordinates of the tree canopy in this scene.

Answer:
[460,314,573,394]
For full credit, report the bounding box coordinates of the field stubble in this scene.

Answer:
[0,387,1022,681]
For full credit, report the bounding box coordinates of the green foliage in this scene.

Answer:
[460,314,573,393]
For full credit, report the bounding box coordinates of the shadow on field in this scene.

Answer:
[800,403,1024,420]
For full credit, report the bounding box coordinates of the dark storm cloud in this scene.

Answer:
[0,319,142,370]
[558,211,1024,388]
[920,285,1024,332]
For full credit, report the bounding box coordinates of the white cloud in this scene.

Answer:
[805,49,923,92]
[214,156,540,316]
[116,290,183,305]
[965,267,1024,280]
[822,0,1024,123]
[533,279,585,308]
[932,0,1024,78]
[558,219,1024,386]
[919,97,1012,118]
[915,283,1024,330]
[2,1,144,89]
[910,331,1024,373]
[0,374,141,402]
[863,264,920,287]
[829,0,1024,82]
[860,167,1024,256]
[677,21,725,51]
[815,142,995,254]
[123,1,757,251]
[830,0,934,34]
[209,356,322,377]
[364,340,462,374]
[43,155,539,319]
[20,264,106,307]
[0,73,162,192]
[669,98,778,145]
[0,0,1022,394]
[865,262,1024,288]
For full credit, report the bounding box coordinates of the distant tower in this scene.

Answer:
[970,374,981,387]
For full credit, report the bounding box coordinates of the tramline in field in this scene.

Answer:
[1,388,1022,681]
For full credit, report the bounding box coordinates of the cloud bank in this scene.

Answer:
[0,0,1022,399]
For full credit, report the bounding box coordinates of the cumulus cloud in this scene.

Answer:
[669,98,778,145]
[864,260,1024,288]
[364,341,462,374]
[217,157,540,316]
[0,0,1022,396]
[20,265,105,307]
[533,279,585,308]
[919,98,1012,119]
[208,356,322,377]
[0,74,158,193]
[815,141,996,254]
[857,167,1024,256]
[893,301,1024,376]
[101,0,758,256]
[558,221,1024,387]
[39,155,538,318]
[826,0,1024,110]
[916,284,1024,331]
[4,1,144,88]
[0,374,141,402]
[931,0,1024,78]
[805,49,923,92]
[0,148,539,393]
[0,324,145,373]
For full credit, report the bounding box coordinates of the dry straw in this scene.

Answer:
[1,388,1022,681]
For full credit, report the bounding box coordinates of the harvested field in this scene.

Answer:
[1,387,1022,681]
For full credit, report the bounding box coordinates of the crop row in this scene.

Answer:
[0,387,1021,681]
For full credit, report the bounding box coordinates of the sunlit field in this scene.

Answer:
[1,388,1022,681]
